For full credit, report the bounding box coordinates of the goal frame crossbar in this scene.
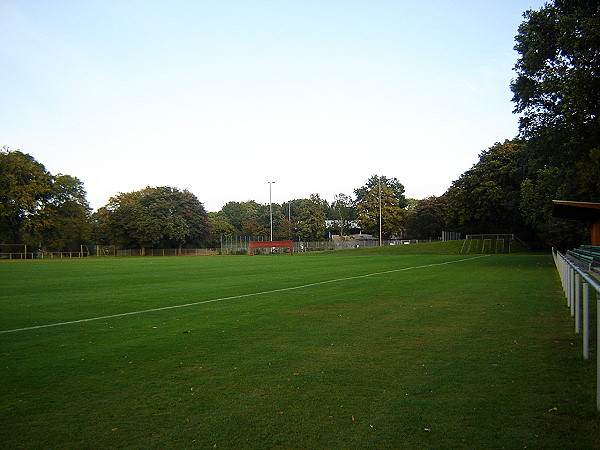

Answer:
[249,240,294,256]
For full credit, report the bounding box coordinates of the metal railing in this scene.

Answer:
[115,248,217,257]
[0,248,218,259]
[466,233,515,240]
[0,251,89,259]
[553,249,600,411]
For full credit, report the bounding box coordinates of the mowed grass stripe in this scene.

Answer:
[1,250,598,448]
[0,254,488,334]
[0,255,486,334]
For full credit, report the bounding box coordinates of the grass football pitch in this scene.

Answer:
[1,245,599,448]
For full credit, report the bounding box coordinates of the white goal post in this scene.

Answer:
[0,244,29,259]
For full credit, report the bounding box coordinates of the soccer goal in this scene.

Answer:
[0,244,29,259]
[249,240,294,256]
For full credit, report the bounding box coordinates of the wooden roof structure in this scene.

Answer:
[552,200,600,245]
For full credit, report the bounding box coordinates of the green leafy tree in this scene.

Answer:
[279,218,294,240]
[445,140,529,235]
[24,174,91,251]
[101,186,210,253]
[280,200,305,240]
[90,206,113,245]
[328,193,356,236]
[295,194,326,241]
[267,203,286,239]
[218,200,280,235]
[0,147,52,243]
[167,188,212,250]
[404,198,419,212]
[103,189,160,251]
[355,175,407,238]
[207,211,236,247]
[405,196,448,240]
[520,168,589,248]
[356,184,405,239]
[354,175,407,207]
[511,0,599,143]
[0,148,93,251]
[222,199,291,239]
[510,0,600,246]
[220,201,255,232]
[242,218,269,237]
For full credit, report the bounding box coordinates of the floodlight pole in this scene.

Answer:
[288,202,292,238]
[268,181,275,241]
[379,176,382,246]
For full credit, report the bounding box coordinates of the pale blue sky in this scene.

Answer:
[1,0,546,212]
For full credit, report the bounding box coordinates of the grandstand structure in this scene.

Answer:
[567,245,600,268]
[553,200,600,246]
[551,201,600,411]
[553,200,600,279]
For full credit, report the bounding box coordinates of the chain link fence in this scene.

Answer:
[220,236,440,255]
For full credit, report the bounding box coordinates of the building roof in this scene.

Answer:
[552,200,600,222]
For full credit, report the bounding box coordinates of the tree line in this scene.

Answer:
[446,0,599,249]
[1,0,598,252]
[210,175,409,245]
[0,156,411,251]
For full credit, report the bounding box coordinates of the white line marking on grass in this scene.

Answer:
[1,255,489,334]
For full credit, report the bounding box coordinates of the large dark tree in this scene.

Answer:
[207,211,237,247]
[520,167,589,248]
[445,140,530,236]
[219,201,257,232]
[512,0,599,143]
[25,174,91,251]
[217,200,289,239]
[328,193,357,236]
[97,186,211,253]
[511,0,600,247]
[354,175,407,207]
[0,147,52,243]
[168,188,212,249]
[295,194,327,241]
[354,175,407,238]
[219,200,280,235]
[405,196,448,240]
[0,147,92,250]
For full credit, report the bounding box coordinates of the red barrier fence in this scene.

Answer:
[249,240,294,256]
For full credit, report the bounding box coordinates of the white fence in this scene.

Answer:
[466,234,516,240]
[441,231,462,241]
[553,249,600,411]
[115,248,217,257]
[2,239,443,259]
[0,251,89,259]
[0,245,90,259]
[0,247,218,259]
